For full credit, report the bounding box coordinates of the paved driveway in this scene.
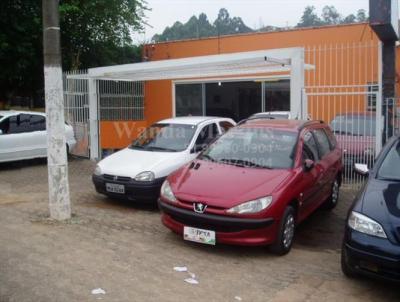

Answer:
[0,158,398,302]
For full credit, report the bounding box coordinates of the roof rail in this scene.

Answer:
[237,116,276,125]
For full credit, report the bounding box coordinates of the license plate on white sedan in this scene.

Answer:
[105,183,125,194]
[183,226,216,245]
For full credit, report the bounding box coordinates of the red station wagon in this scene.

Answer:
[158,119,343,255]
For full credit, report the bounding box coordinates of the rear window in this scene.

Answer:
[331,115,376,136]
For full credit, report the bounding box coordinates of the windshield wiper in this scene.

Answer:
[200,154,216,162]
[130,145,144,149]
[218,158,271,169]
[378,177,400,182]
[146,146,178,152]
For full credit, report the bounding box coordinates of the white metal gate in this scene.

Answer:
[63,70,90,157]
[63,70,145,159]
[304,41,383,187]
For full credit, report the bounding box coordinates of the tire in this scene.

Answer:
[341,245,358,278]
[270,206,296,255]
[322,177,340,210]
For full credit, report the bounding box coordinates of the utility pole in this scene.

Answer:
[42,0,71,220]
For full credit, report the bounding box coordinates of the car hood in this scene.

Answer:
[97,148,188,178]
[169,160,292,209]
[335,134,375,155]
[361,179,400,242]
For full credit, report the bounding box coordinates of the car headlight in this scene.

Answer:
[134,171,155,182]
[94,165,102,176]
[227,196,273,214]
[348,211,387,238]
[160,180,177,203]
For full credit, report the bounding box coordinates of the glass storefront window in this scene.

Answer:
[205,81,261,122]
[264,80,290,112]
[175,84,203,116]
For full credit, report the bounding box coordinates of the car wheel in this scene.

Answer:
[323,177,340,210]
[341,246,358,278]
[270,206,295,255]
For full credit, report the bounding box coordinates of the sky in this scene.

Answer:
[133,0,370,43]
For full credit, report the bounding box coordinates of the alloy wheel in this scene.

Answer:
[283,214,295,249]
[331,180,339,205]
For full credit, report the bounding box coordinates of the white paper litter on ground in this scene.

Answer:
[184,278,199,285]
[173,266,188,272]
[234,296,242,301]
[188,272,195,279]
[91,288,106,295]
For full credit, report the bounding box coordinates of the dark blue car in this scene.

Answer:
[341,136,400,282]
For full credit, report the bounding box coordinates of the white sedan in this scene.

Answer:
[0,110,76,163]
[92,116,236,202]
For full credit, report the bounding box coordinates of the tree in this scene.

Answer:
[342,14,357,24]
[214,8,252,35]
[321,6,341,25]
[0,1,43,102]
[153,8,253,42]
[43,0,71,220]
[296,6,323,27]
[59,0,148,69]
[0,0,147,106]
[356,9,368,22]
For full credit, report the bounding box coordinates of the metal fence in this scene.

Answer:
[63,70,145,158]
[98,80,145,121]
[63,70,90,157]
[305,41,381,187]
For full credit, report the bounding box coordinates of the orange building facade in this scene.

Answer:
[100,23,399,150]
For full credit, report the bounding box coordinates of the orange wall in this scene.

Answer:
[144,23,377,60]
[100,121,147,149]
[102,24,385,149]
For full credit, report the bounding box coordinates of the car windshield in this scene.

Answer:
[200,127,297,169]
[377,141,400,181]
[330,115,376,136]
[130,123,197,152]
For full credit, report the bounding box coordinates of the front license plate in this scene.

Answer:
[105,183,125,194]
[183,226,216,245]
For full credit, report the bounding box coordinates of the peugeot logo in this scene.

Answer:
[193,202,207,214]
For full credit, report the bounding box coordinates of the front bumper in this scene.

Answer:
[158,199,276,246]
[92,174,165,202]
[343,227,400,282]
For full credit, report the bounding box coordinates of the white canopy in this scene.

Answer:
[67,47,311,160]
[68,47,313,82]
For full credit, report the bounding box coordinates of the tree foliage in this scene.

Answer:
[59,0,147,69]
[153,8,252,42]
[0,0,147,104]
[297,6,368,28]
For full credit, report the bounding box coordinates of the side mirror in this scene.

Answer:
[354,163,369,175]
[304,159,315,171]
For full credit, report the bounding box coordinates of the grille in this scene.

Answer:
[170,214,244,233]
[103,174,132,182]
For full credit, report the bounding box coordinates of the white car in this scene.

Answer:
[92,116,236,202]
[0,110,76,163]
